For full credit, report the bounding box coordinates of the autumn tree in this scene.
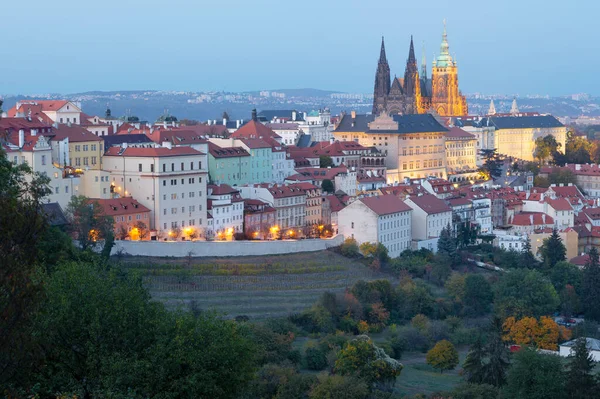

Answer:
[502,316,571,350]
[339,237,360,258]
[564,338,598,398]
[582,247,600,321]
[539,228,566,270]
[426,340,459,373]
[563,132,594,165]
[309,375,369,399]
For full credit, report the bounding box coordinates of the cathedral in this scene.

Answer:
[372,23,468,117]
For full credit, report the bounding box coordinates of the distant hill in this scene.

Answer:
[248,88,341,97]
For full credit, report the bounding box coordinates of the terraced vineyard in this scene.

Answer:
[117,250,390,320]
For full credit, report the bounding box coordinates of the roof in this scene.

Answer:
[583,208,600,221]
[569,254,590,267]
[239,138,272,149]
[231,119,281,139]
[0,117,51,132]
[208,142,250,158]
[50,124,103,142]
[510,212,554,226]
[104,146,203,157]
[545,198,573,212]
[324,195,346,212]
[406,194,452,214]
[266,184,309,199]
[445,127,476,139]
[91,198,150,217]
[208,184,239,196]
[103,134,154,149]
[561,338,600,351]
[334,114,374,132]
[335,113,448,134]
[481,115,564,130]
[265,123,299,130]
[360,195,412,216]
[41,203,69,226]
[447,197,472,207]
[257,110,305,122]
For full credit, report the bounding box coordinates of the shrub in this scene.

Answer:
[340,238,360,258]
[305,346,328,370]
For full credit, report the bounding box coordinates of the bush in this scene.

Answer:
[339,238,360,258]
[305,346,328,370]
[398,326,431,353]
[389,334,407,359]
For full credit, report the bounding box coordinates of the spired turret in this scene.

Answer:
[510,98,520,114]
[488,100,496,115]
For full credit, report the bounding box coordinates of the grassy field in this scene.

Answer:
[117,250,390,320]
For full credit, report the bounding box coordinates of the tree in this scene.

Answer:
[534,135,561,165]
[0,149,51,385]
[502,316,571,350]
[502,348,565,399]
[319,155,334,168]
[359,242,389,264]
[335,335,402,390]
[521,237,539,268]
[494,269,559,318]
[426,340,459,373]
[564,338,598,398]
[321,178,334,193]
[450,383,499,399]
[463,336,486,384]
[539,228,566,270]
[445,273,466,302]
[309,375,369,399]
[463,274,493,316]
[66,195,115,252]
[479,149,503,180]
[340,237,360,258]
[582,247,600,322]
[563,132,594,165]
[456,221,479,248]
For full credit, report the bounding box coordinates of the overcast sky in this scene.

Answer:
[1,0,596,96]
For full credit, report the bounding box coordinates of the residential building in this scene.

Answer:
[206,184,244,240]
[50,124,104,170]
[243,199,277,239]
[444,127,477,182]
[266,123,300,145]
[239,184,307,230]
[285,166,358,196]
[8,100,83,124]
[507,212,554,235]
[404,194,453,251]
[207,143,252,186]
[422,178,457,199]
[102,146,208,238]
[338,195,412,258]
[540,164,600,198]
[92,197,151,240]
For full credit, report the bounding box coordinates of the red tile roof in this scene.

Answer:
[445,127,476,139]
[208,142,250,158]
[545,198,573,211]
[208,184,239,196]
[406,194,452,214]
[447,197,472,207]
[360,195,412,216]
[90,197,150,217]
[104,146,203,157]
[324,195,346,212]
[231,120,281,139]
[583,207,600,221]
[240,138,272,149]
[570,254,590,267]
[266,184,309,199]
[50,124,103,142]
[510,212,554,226]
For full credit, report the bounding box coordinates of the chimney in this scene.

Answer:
[576,164,581,171]
[292,111,297,121]
[529,214,534,226]
[542,213,547,224]
[251,109,257,121]
[351,110,356,119]
[18,129,25,148]
[236,120,241,129]
[223,117,227,126]
[162,141,172,149]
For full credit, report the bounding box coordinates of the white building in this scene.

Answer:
[239,183,307,229]
[206,184,244,239]
[266,123,301,145]
[9,100,83,125]
[559,338,600,362]
[338,195,412,258]
[494,232,527,251]
[404,194,453,252]
[102,146,208,238]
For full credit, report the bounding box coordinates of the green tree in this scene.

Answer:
[463,274,493,316]
[479,149,503,180]
[582,247,600,322]
[463,336,486,384]
[335,335,402,390]
[564,338,598,398]
[534,135,561,165]
[309,375,369,399]
[321,178,334,193]
[539,228,566,270]
[445,272,466,302]
[275,374,317,399]
[521,237,539,268]
[563,132,594,165]
[450,383,499,399]
[340,237,360,258]
[319,155,334,168]
[494,269,559,318]
[502,348,565,399]
[0,149,51,385]
[426,339,459,373]
[66,195,115,253]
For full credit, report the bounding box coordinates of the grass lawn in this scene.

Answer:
[394,349,468,397]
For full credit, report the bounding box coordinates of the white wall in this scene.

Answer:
[111,235,344,257]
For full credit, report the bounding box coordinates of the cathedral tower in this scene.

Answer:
[403,36,423,114]
[430,21,468,116]
[372,37,391,115]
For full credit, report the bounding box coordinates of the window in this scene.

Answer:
[91,156,97,165]
[91,144,97,151]
[190,162,194,170]
[181,162,184,170]
[139,163,142,172]
[171,208,177,214]
[171,163,175,171]
[198,161,202,169]
[41,155,46,165]
[65,186,69,193]
[163,180,166,186]
[83,157,89,166]
[60,118,63,123]
[75,158,81,166]
[171,193,177,200]
[150,164,154,172]
[95,176,99,182]
[75,145,81,151]
[55,187,59,194]
[164,209,167,215]
[83,145,89,151]
[163,164,166,172]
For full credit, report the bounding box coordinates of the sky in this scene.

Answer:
[1,0,598,96]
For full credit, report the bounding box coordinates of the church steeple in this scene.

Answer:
[436,19,454,67]
[373,36,391,115]
[421,42,427,80]
[510,98,519,114]
[407,35,416,64]
[488,99,496,115]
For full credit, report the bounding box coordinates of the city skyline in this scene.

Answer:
[1,0,598,96]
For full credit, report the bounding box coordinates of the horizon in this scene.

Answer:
[1,0,599,96]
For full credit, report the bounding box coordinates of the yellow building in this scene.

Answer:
[334,112,448,184]
[445,127,478,182]
[52,124,104,170]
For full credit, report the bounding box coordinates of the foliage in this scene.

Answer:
[319,155,334,168]
[534,135,561,165]
[494,269,559,318]
[536,168,577,188]
[539,228,566,270]
[411,314,430,332]
[340,237,360,258]
[445,273,466,302]
[275,373,318,399]
[359,242,389,263]
[463,328,510,388]
[582,247,600,322]
[562,132,594,165]
[521,237,539,269]
[564,338,598,398]
[306,346,328,371]
[66,195,115,253]
[426,340,459,373]
[462,274,493,316]
[449,383,499,399]
[502,348,565,399]
[335,335,402,390]
[321,179,334,193]
[479,149,503,180]
[437,224,457,259]
[502,316,571,350]
[0,150,51,385]
[309,375,369,399]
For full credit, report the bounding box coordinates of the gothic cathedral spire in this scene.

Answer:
[421,41,427,81]
[373,36,391,115]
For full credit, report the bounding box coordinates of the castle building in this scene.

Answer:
[372,22,468,117]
